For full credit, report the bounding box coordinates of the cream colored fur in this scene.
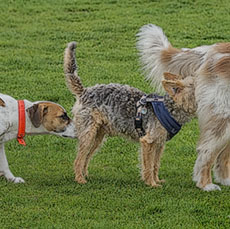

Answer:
[137,24,230,191]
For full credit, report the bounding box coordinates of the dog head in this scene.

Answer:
[27,102,76,138]
[162,72,197,114]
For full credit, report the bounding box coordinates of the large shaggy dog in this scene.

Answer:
[63,42,196,187]
[137,24,230,191]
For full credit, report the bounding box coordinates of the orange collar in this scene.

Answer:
[17,100,26,146]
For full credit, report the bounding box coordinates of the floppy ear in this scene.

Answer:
[27,104,48,128]
[162,80,185,98]
[163,72,183,80]
[0,98,5,107]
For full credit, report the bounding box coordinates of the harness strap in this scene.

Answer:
[134,95,147,137]
[134,94,181,139]
[151,96,181,139]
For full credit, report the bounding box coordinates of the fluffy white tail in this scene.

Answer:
[137,24,171,92]
[137,24,206,92]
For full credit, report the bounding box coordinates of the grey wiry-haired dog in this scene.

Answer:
[64,42,197,187]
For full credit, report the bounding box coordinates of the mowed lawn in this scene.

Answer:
[0,0,230,228]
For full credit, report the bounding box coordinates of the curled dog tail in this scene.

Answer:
[137,24,206,92]
[137,24,172,92]
[64,42,84,97]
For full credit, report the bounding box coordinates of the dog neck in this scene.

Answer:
[163,94,195,126]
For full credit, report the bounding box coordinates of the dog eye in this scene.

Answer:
[173,88,180,94]
[59,113,69,121]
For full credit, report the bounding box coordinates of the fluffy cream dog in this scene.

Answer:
[137,24,230,191]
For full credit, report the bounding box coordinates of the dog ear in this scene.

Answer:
[162,80,185,98]
[163,72,183,80]
[0,98,5,107]
[27,103,48,128]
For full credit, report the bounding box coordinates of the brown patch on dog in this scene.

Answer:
[161,45,180,64]
[0,98,5,107]
[199,55,230,81]
[162,79,184,98]
[27,102,70,132]
[198,163,213,188]
[215,43,230,53]
[213,56,230,78]
[41,102,70,132]
[212,117,230,138]
[163,72,182,80]
[198,114,230,144]
[162,76,196,114]
[214,143,230,180]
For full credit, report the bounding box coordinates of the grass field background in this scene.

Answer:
[0,0,230,228]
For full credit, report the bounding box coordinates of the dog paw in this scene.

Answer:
[202,183,221,191]
[145,180,161,188]
[75,176,87,184]
[10,177,25,183]
[153,183,162,188]
[156,179,165,184]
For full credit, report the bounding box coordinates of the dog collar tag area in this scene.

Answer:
[17,100,26,146]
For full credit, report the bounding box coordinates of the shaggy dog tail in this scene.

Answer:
[136,24,172,92]
[64,42,84,97]
[137,24,205,92]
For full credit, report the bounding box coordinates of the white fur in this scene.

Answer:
[193,126,230,183]
[0,93,76,183]
[136,24,210,93]
[202,184,221,191]
[136,24,171,92]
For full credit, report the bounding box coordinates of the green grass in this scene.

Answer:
[0,0,230,228]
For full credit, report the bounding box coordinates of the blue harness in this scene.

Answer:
[135,94,181,139]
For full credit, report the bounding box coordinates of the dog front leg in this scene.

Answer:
[0,143,25,183]
[193,134,229,191]
[140,138,160,187]
[153,142,165,184]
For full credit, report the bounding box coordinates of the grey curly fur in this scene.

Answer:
[64,42,194,139]
[64,41,196,186]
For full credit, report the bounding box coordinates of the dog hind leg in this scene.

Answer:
[74,123,101,184]
[153,142,165,184]
[83,129,105,177]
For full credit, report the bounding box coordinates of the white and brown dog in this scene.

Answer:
[137,24,230,191]
[0,93,76,183]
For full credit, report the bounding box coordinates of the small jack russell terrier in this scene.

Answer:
[0,94,76,183]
